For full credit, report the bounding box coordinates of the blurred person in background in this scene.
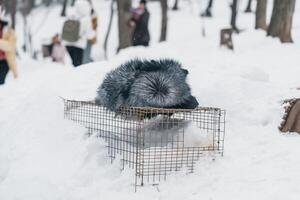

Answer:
[129,0,150,47]
[82,7,98,64]
[62,0,96,67]
[51,34,65,64]
[0,7,17,85]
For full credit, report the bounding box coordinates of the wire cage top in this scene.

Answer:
[63,99,226,189]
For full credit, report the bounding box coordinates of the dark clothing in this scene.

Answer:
[133,41,149,47]
[0,24,8,85]
[0,25,6,60]
[132,9,150,47]
[66,46,84,67]
[82,42,93,64]
[0,60,9,85]
[42,44,53,58]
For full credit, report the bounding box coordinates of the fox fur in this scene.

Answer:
[95,59,198,111]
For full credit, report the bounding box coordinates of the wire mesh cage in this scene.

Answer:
[63,99,226,189]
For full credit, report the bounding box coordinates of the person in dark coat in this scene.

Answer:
[129,0,150,47]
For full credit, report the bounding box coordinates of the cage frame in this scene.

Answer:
[63,99,226,190]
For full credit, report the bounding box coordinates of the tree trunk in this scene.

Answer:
[87,0,95,14]
[20,0,34,16]
[3,0,32,14]
[61,0,68,16]
[19,0,34,54]
[230,0,239,32]
[1,0,11,13]
[1,0,17,23]
[10,0,17,29]
[104,0,115,59]
[23,17,28,52]
[29,0,35,9]
[244,0,252,13]
[160,0,168,42]
[267,0,296,43]
[116,0,132,52]
[255,0,267,30]
[42,0,51,6]
[201,0,213,17]
[172,0,178,10]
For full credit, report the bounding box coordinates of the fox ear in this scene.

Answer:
[182,69,189,76]
[182,96,199,109]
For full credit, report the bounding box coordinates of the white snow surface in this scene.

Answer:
[1,0,300,199]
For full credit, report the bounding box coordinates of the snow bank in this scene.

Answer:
[1,0,300,199]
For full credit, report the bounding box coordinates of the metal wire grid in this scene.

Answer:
[63,99,225,188]
[134,107,225,186]
[64,100,141,168]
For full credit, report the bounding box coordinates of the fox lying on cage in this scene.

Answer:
[95,59,199,116]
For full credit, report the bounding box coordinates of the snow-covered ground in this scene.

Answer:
[1,0,300,199]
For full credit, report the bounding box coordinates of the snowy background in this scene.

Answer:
[1,0,300,199]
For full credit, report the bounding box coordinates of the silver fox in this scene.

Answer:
[95,59,199,111]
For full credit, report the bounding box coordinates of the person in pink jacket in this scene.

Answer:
[51,34,65,64]
[0,9,17,85]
